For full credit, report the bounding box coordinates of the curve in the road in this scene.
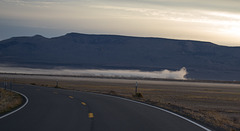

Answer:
[0,85,212,131]
[90,92,211,131]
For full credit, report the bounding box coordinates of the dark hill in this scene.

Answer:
[0,33,240,80]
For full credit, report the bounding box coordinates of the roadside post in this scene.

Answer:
[56,80,59,88]
[4,78,7,90]
[135,81,138,94]
[10,81,12,90]
[133,81,143,98]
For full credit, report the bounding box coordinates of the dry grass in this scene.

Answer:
[0,88,23,114]
[1,74,240,130]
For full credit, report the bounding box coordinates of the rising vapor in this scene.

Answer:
[0,66,188,80]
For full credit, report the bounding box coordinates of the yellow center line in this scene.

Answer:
[81,102,87,106]
[69,96,74,99]
[88,113,94,118]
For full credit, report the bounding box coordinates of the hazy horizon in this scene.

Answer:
[0,0,240,46]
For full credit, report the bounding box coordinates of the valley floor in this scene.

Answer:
[1,74,240,131]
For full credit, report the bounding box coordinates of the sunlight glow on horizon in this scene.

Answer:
[0,0,240,46]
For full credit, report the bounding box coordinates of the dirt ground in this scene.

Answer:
[1,74,240,131]
[0,88,23,114]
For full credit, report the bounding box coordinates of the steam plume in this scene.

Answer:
[0,66,188,80]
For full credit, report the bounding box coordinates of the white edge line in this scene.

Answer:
[0,90,29,119]
[89,92,211,131]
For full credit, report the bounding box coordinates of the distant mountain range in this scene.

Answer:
[0,32,240,81]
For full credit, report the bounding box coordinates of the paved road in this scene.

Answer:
[0,84,211,131]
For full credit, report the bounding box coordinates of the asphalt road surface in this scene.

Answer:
[0,84,211,131]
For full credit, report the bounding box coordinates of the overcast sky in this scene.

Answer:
[0,0,240,46]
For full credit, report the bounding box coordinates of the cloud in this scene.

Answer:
[101,0,240,13]
[92,4,240,23]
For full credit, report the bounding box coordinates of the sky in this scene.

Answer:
[0,0,240,46]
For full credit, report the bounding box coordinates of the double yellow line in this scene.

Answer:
[67,95,94,118]
[81,102,94,118]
